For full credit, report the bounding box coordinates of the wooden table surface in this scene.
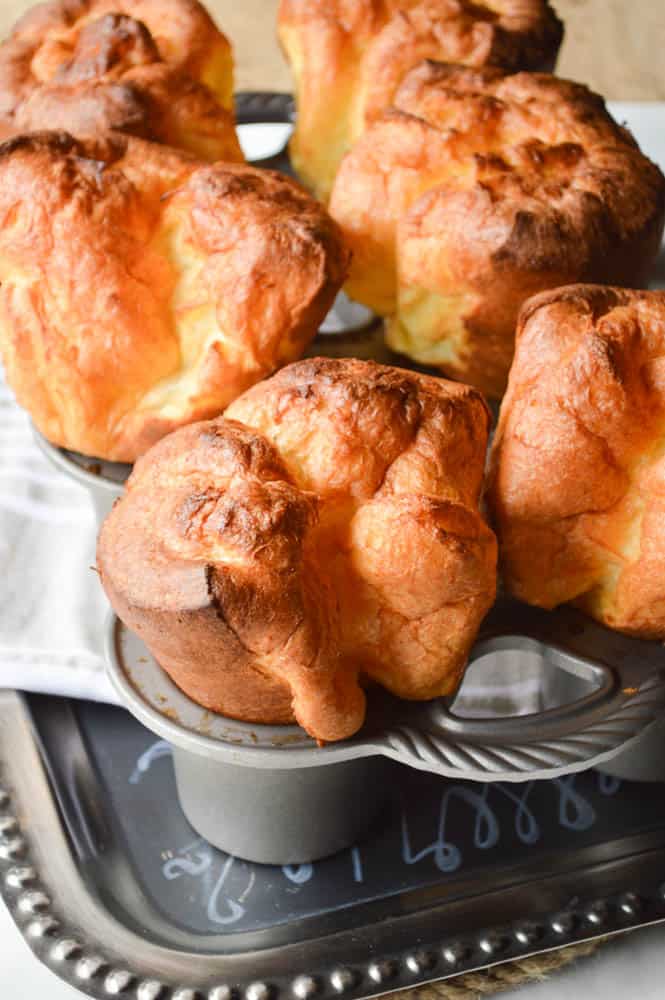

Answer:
[0,0,663,101]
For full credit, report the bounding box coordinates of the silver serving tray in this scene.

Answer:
[4,690,665,1000]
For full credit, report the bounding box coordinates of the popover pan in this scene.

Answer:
[105,597,665,865]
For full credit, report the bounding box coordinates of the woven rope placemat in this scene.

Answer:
[393,939,605,1000]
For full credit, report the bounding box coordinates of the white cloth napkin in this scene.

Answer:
[0,373,118,704]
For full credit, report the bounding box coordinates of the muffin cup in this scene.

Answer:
[172,751,391,865]
[106,616,393,865]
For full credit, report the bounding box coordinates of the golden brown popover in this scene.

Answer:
[329,64,665,397]
[278,0,564,200]
[0,0,240,161]
[0,132,349,462]
[487,285,665,639]
[98,357,498,742]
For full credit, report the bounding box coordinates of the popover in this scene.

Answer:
[488,285,665,639]
[0,132,349,462]
[0,0,240,160]
[98,357,498,743]
[278,0,563,200]
[329,64,665,396]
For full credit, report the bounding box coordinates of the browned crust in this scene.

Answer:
[0,134,349,461]
[487,284,665,638]
[5,0,230,89]
[278,0,563,199]
[328,65,665,396]
[0,1,237,159]
[98,357,497,741]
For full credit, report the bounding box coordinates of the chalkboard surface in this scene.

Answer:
[71,702,665,938]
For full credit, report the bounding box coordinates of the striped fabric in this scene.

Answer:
[0,374,117,704]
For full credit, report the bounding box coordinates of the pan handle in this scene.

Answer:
[108,608,665,779]
[375,601,665,782]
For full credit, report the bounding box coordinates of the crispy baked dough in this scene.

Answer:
[278,0,563,200]
[487,285,665,638]
[0,0,240,160]
[98,358,497,742]
[329,64,665,396]
[0,132,348,461]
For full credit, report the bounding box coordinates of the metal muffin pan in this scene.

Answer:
[106,595,665,864]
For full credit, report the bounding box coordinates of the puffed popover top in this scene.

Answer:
[98,358,498,742]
